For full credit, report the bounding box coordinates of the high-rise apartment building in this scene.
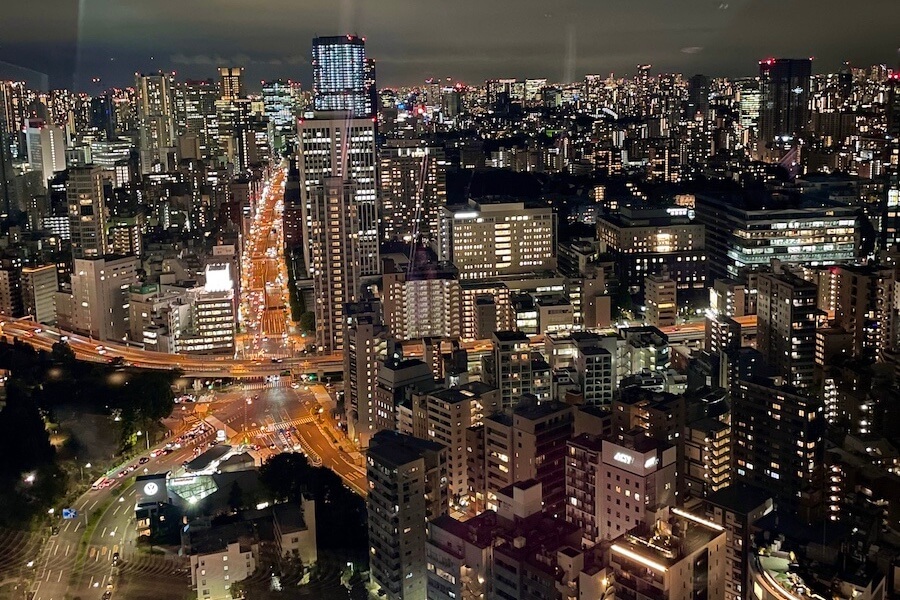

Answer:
[474,399,574,518]
[732,375,825,513]
[757,58,812,158]
[438,200,557,280]
[21,265,58,324]
[481,331,551,409]
[67,165,108,259]
[297,115,378,276]
[424,382,499,502]
[136,73,176,173]
[378,140,447,243]
[309,177,359,353]
[367,431,448,600]
[344,300,388,447]
[757,269,820,389]
[312,35,372,117]
[381,258,460,340]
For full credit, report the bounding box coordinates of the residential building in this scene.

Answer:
[597,431,677,541]
[67,165,108,259]
[379,140,447,243]
[481,331,551,409]
[367,431,448,600]
[757,269,820,389]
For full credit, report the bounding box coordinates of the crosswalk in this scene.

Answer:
[239,379,291,391]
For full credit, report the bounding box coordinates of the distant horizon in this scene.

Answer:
[1,0,898,92]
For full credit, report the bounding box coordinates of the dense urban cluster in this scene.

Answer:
[2,27,900,600]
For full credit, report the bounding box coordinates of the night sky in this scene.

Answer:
[2,0,899,91]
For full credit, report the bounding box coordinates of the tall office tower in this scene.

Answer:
[310,177,360,352]
[365,58,378,116]
[174,79,218,161]
[884,144,900,251]
[67,165,108,259]
[366,430,448,600]
[438,200,557,280]
[736,78,762,132]
[60,255,140,341]
[686,73,710,118]
[24,118,65,186]
[481,331,551,409]
[695,192,858,282]
[757,269,819,389]
[218,67,244,102]
[136,73,176,174]
[312,35,372,117]
[297,115,378,275]
[21,265,58,324]
[261,79,295,150]
[732,375,825,516]
[344,300,387,447]
[888,74,900,141]
[0,81,27,158]
[0,100,17,216]
[757,58,812,158]
[378,140,447,243]
[644,273,677,327]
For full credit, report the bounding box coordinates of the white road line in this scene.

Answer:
[57,570,62,582]
[73,522,81,533]
[90,500,99,510]
[101,527,107,538]
[65,543,70,556]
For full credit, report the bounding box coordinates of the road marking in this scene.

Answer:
[90,500,99,510]
[65,543,70,556]
[57,570,62,582]
[113,505,120,516]
[73,522,81,533]
[101,527,106,538]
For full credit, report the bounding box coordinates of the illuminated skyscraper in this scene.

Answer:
[312,35,372,117]
[218,67,244,102]
[297,114,378,275]
[135,73,176,173]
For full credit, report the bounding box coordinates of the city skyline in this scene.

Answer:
[2,0,900,90]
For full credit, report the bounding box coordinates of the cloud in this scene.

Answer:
[170,53,306,67]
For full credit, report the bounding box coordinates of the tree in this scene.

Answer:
[299,312,315,333]
[51,341,76,366]
[227,481,244,512]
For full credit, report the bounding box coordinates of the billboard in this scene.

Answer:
[135,473,169,506]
